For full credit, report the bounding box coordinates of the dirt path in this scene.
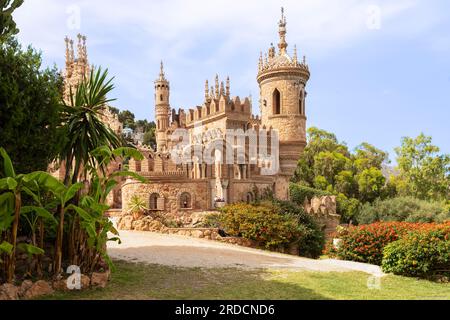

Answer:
[108,230,384,276]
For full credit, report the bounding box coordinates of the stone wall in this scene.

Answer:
[304,196,341,240]
[230,181,273,203]
[121,179,210,218]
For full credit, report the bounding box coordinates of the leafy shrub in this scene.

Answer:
[273,200,325,258]
[219,201,325,258]
[357,197,450,224]
[290,183,332,205]
[382,227,450,278]
[219,203,301,249]
[199,213,221,228]
[326,222,450,265]
[336,193,361,224]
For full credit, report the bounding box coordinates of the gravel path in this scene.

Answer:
[108,230,384,276]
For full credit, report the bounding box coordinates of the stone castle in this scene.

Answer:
[121,9,310,219]
[57,10,337,226]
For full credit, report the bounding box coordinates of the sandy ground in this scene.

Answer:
[107,229,384,276]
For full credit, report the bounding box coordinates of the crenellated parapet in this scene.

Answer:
[185,96,252,126]
[303,196,341,240]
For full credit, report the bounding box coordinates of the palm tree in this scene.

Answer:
[128,195,148,220]
[60,67,122,186]
[55,67,122,276]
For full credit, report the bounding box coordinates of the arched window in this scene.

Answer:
[246,192,254,204]
[160,94,163,102]
[157,120,160,130]
[149,193,159,210]
[273,89,281,115]
[180,192,192,209]
[299,90,305,115]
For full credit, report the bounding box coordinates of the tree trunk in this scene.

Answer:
[63,153,74,187]
[6,192,21,283]
[53,205,65,277]
[37,218,44,277]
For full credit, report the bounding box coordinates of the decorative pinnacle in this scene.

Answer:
[65,36,70,64]
[205,80,209,101]
[215,74,219,98]
[269,43,276,58]
[158,61,167,81]
[220,81,225,96]
[226,76,230,97]
[69,39,74,60]
[278,7,288,54]
[293,45,298,63]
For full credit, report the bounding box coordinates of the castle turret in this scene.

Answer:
[63,34,89,103]
[155,61,171,152]
[257,8,310,200]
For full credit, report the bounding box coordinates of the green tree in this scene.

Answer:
[394,133,449,201]
[119,110,136,130]
[335,170,358,197]
[0,39,63,174]
[313,151,352,186]
[143,127,156,148]
[356,167,386,203]
[60,67,121,185]
[0,0,23,42]
[108,106,120,115]
[354,142,389,172]
[294,127,350,185]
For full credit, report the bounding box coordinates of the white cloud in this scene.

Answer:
[11,0,444,119]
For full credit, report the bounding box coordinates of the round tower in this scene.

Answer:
[257,8,310,199]
[155,61,171,152]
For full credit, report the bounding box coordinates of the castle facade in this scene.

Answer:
[121,9,310,219]
[58,10,311,221]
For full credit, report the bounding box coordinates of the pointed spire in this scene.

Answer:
[69,39,74,62]
[215,74,219,98]
[77,33,83,61]
[210,86,215,99]
[65,36,70,66]
[158,61,167,81]
[226,76,230,98]
[259,51,263,70]
[205,80,209,101]
[220,81,225,97]
[81,35,87,61]
[278,7,288,54]
[269,43,276,59]
[293,45,298,64]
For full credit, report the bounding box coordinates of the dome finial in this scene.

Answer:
[278,7,288,54]
[160,61,165,78]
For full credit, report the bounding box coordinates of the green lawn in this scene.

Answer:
[45,260,450,300]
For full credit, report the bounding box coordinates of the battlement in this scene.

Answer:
[304,196,338,216]
[185,95,251,125]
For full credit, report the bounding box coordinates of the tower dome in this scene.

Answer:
[257,8,311,200]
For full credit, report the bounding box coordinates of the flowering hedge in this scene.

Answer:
[382,228,450,277]
[219,203,304,249]
[219,201,325,258]
[326,222,450,266]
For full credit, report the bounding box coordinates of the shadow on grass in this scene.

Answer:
[44,260,328,300]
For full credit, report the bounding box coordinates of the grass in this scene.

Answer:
[44,260,450,300]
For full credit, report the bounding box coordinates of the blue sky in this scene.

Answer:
[13,0,450,162]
